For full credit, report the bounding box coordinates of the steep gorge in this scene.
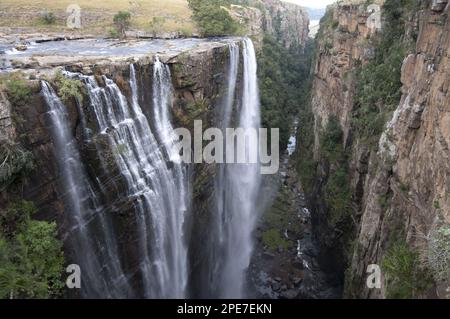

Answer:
[297,0,449,299]
[1,0,448,300]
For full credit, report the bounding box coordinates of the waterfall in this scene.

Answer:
[41,38,261,299]
[213,38,262,298]
[42,62,189,298]
[41,81,132,298]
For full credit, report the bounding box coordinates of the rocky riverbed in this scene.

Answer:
[249,134,342,299]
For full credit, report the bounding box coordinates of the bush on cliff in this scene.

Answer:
[4,77,31,107]
[382,240,432,298]
[0,201,65,299]
[54,70,84,103]
[353,0,418,145]
[320,116,352,225]
[0,142,35,191]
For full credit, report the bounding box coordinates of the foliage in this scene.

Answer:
[5,77,31,107]
[261,228,291,252]
[148,17,166,34]
[353,0,417,145]
[54,70,83,103]
[0,142,35,191]
[382,240,433,298]
[325,167,352,225]
[258,35,313,151]
[426,226,450,282]
[41,11,56,25]
[320,116,352,225]
[187,0,241,36]
[0,201,65,299]
[0,200,35,239]
[295,100,316,195]
[108,28,120,38]
[113,11,132,38]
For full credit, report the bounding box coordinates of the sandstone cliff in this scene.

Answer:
[228,0,310,48]
[304,0,449,298]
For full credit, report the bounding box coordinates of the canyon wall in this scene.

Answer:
[229,0,309,48]
[304,0,449,298]
[1,41,238,297]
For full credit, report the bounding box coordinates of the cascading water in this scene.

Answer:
[41,38,261,299]
[213,38,262,298]
[42,62,189,298]
[41,81,132,298]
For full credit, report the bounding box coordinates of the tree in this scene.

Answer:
[188,0,240,36]
[0,201,64,299]
[113,11,132,38]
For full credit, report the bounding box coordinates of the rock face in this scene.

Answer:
[0,91,16,141]
[307,1,449,298]
[0,40,234,297]
[229,0,309,49]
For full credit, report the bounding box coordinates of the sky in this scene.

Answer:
[282,0,337,9]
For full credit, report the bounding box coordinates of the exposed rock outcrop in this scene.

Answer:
[228,0,309,49]
[305,0,449,299]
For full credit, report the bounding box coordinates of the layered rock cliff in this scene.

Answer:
[228,0,310,48]
[301,0,449,298]
[0,39,240,297]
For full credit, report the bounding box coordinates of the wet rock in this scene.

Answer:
[271,281,281,292]
[281,289,298,299]
[15,44,27,51]
[293,277,303,286]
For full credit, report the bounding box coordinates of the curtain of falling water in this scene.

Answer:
[41,81,132,298]
[42,62,189,298]
[213,38,262,298]
[41,39,260,299]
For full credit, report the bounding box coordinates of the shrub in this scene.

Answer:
[320,115,344,163]
[148,17,166,35]
[325,167,352,225]
[0,201,65,299]
[0,200,35,239]
[108,28,120,39]
[5,78,31,107]
[382,241,432,298]
[426,226,450,282]
[41,11,56,25]
[352,0,418,146]
[262,228,290,252]
[0,142,35,191]
[54,70,83,103]
[113,11,132,38]
[188,0,240,36]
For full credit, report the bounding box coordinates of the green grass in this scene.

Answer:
[0,0,196,35]
[261,228,291,252]
[382,241,433,298]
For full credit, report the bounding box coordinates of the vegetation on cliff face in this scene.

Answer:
[381,240,432,299]
[0,152,65,299]
[54,71,84,104]
[4,77,31,108]
[0,201,65,299]
[426,225,450,282]
[258,35,313,151]
[295,0,433,299]
[0,143,35,192]
[320,117,353,227]
[353,0,418,145]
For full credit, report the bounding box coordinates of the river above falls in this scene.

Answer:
[0,37,239,71]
